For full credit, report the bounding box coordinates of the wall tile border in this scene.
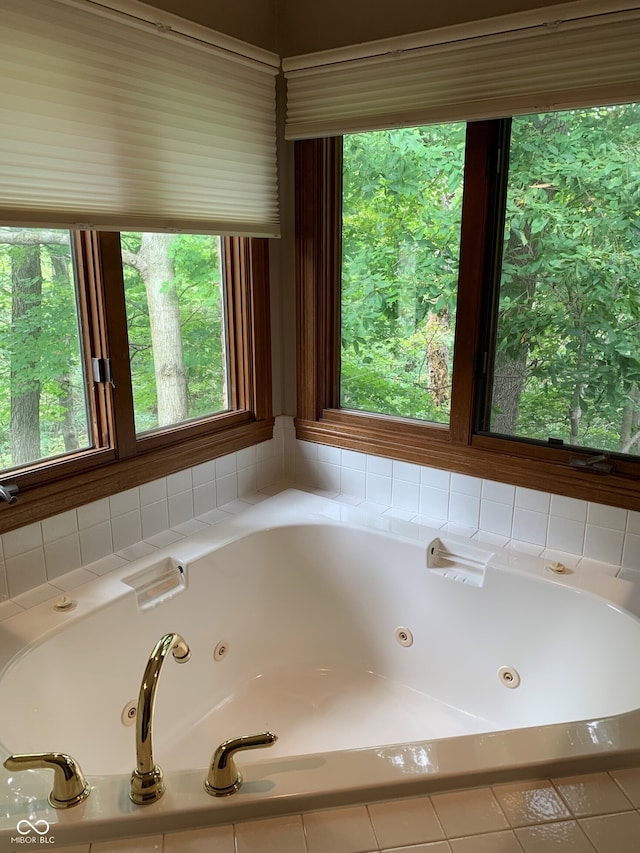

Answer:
[2,415,640,605]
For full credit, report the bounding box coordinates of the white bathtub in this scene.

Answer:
[1,488,640,845]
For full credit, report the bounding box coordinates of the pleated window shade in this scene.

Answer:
[0,0,280,236]
[284,6,640,139]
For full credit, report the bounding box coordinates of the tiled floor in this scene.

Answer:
[48,767,640,852]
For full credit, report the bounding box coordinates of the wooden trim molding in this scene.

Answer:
[448,121,503,445]
[295,138,342,422]
[98,231,138,459]
[296,413,640,511]
[0,418,273,534]
[247,238,274,422]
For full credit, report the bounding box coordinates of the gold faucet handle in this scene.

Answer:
[4,752,90,809]
[204,731,278,796]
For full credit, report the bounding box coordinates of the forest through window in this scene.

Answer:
[0,230,254,476]
[340,103,640,456]
[0,229,89,469]
[121,233,228,435]
[487,104,640,455]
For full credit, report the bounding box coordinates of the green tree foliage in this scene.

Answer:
[122,232,227,434]
[341,104,640,455]
[0,230,227,471]
[341,123,466,422]
[493,104,640,452]
[169,234,226,418]
[0,231,88,469]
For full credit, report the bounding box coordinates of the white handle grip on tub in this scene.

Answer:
[204,731,278,796]
[428,543,487,569]
[3,752,90,808]
[426,537,492,586]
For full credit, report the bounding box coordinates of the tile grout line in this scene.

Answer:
[122,788,640,853]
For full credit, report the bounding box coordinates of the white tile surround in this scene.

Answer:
[0,424,283,612]
[291,436,640,568]
[2,415,640,614]
[4,416,640,852]
[285,422,640,584]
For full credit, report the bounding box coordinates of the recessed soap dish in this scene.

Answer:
[123,558,186,610]
[427,537,492,587]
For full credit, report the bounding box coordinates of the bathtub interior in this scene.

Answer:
[2,514,640,781]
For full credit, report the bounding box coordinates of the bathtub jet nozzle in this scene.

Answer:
[129,631,190,805]
[204,731,278,796]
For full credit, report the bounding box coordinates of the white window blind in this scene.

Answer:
[284,4,640,139]
[0,0,280,236]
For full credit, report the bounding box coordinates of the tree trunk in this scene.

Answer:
[426,312,450,408]
[10,246,42,465]
[569,382,587,446]
[220,309,229,411]
[491,347,528,435]
[490,260,534,435]
[124,234,188,426]
[620,384,640,454]
[397,240,418,335]
[567,330,588,446]
[50,249,81,452]
[491,114,564,437]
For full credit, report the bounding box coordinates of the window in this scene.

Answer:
[0,230,272,532]
[0,0,279,532]
[0,229,90,470]
[480,104,640,457]
[341,123,466,424]
[121,233,229,435]
[296,103,640,510]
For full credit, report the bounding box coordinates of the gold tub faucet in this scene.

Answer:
[129,631,190,805]
[204,731,278,796]
[3,752,90,808]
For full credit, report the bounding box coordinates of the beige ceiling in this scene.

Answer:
[142,0,574,56]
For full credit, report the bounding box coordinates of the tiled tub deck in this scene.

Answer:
[40,767,640,853]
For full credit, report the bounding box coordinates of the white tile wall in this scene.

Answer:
[0,420,285,604]
[279,417,640,582]
[2,414,640,605]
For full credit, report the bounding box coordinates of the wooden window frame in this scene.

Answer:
[295,128,640,512]
[0,232,273,533]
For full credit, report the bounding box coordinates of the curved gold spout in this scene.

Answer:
[129,632,190,805]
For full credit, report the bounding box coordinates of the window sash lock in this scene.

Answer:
[92,357,113,386]
[569,453,615,475]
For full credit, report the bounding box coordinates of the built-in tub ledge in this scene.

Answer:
[1,488,640,846]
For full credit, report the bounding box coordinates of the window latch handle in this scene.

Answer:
[569,453,614,474]
[92,357,115,388]
[0,482,18,505]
